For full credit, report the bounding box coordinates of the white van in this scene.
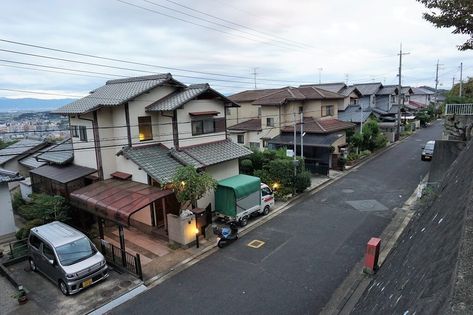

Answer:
[28,221,108,295]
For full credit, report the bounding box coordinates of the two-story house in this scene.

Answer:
[228,86,355,174]
[42,74,251,244]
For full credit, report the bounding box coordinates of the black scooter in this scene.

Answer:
[213,222,238,248]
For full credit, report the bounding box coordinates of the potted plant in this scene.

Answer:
[13,286,28,305]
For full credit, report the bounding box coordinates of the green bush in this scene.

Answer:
[295,171,311,193]
[360,150,372,157]
[12,192,25,212]
[347,152,359,161]
[240,159,253,175]
[18,193,69,222]
[375,133,388,149]
[15,218,44,240]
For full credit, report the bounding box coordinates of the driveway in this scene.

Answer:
[112,122,443,315]
[3,259,141,315]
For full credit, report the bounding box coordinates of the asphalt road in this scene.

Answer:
[113,122,443,315]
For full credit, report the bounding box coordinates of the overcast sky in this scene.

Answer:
[1,0,472,99]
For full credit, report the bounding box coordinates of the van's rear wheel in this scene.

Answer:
[239,216,248,227]
[29,258,37,272]
[262,206,270,216]
[59,280,69,296]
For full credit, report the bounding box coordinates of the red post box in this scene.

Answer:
[363,237,381,274]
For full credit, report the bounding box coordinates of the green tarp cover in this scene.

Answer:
[215,174,261,216]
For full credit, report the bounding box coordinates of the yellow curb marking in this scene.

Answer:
[247,240,265,248]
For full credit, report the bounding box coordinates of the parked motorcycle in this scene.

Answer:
[213,222,238,248]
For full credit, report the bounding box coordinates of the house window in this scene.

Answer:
[226,108,231,116]
[390,95,397,103]
[258,107,262,118]
[138,116,153,141]
[262,140,268,148]
[298,106,303,114]
[321,105,334,117]
[192,118,215,136]
[351,99,359,105]
[79,126,87,142]
[71,125,78,137]
[266,117,275,127]
[237,135,244,144]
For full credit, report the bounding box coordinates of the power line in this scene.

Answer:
[115,0,303,52]
[155,0,313,49]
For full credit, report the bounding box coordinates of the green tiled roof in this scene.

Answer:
[177,139,252,167]
[121,144,184,184]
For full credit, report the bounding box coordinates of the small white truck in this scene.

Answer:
[215,174,275,226]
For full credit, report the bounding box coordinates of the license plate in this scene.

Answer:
[82,278,93,288]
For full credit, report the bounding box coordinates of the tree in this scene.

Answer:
[172,166,217,209]
[417,0,473,50]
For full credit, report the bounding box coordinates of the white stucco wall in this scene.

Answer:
[260,106,280,141]
[227,101,259,127]
[115,155,149,184]
[177,99,226,148]
[70,113,97,170]
[197,159,239,211]
[0,183,16,237]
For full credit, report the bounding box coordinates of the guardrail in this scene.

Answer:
[100,240,143,280]
[445,104,473,116]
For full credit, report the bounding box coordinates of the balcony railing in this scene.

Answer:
[445,104,473,116]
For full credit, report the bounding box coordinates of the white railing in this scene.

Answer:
[445,104,473,116]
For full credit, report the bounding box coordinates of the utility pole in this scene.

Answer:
[396,43,410,140]
[293,112,297,196]
[459,62,463,97]
[452,77,455,88]
[434,60,440,104]
[300,112,304,160]
[317,68,323,84]
[252,67,258,89]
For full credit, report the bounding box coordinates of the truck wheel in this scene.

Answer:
[262,206,270,216]
[239,217,248,227]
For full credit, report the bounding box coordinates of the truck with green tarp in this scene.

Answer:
[215,174,274,226]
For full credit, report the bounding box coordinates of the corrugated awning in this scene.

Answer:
[70,179,174,226]
[30,164,96,184]
[268,132,342,147]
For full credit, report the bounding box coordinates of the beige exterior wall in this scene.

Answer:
[70,113,97,170]
[197,159,239,211]
[115,154,149,184]
[228,130,262,150]
[331,133,347,154]
[129,205,152,225]
[227,101,259,127]
[177,99,226,148]
[260,106,280,142]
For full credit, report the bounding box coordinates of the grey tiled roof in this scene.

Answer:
[299,83,346,93]
[227,118,262,131]
[377,85,398,95]
[121,144,184,184]
[19,152,47,169]
[338,105,372,123]
[412,87,435,95]
[350,83,383,96]
[177,139,252,167]
[37,138,74,165]
[146,84,239,112]
[54,74,174,114]
[0,139,46,165]
[0,168,24,183]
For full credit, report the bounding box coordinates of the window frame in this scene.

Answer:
[191,117,216,136]
[266,117,275,127]
[138,116,153,141]
[79,126,87,142]
[70,125,78,137]
[237,134,244,144]
[321,105,334,117]
[29,234,42,249]
[42,243,56,261]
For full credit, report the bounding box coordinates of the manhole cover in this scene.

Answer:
[346,200,388,212]
[342,189,354,193]
[247,240,265,248]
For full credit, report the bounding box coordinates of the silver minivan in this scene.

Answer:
[28,221,108,295]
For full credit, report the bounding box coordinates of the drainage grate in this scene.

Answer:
[247,240,265,248]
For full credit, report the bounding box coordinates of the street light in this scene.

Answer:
[195,227,200,248]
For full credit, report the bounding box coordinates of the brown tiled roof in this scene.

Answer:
[227,118,262,131]
[228,88,282,102]
[281,117,355,134]
[252,86,345,106]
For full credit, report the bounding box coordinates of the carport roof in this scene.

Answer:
[268,132,343,147]
[30,164,96,184]
[70,179,174,226]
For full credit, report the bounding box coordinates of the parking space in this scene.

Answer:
[4,260,142,315]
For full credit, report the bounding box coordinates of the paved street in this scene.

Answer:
[113,122,443,315]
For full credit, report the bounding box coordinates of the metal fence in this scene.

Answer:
[445,104,473,116]
[100,240,142,280]
[7,239,28,260]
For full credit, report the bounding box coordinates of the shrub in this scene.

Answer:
[12,192,25,212]
[15,218,43,240]
[240,159,253,175]
[295,171,311,193]
[374,133,388,149]
[347,152,359,161]
[18,194,69,222]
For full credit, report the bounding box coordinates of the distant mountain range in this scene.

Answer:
[0,98,76,112]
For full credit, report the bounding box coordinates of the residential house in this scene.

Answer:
[0,138,48,178]
[229,86,356,174]
[0,169,23,238]
[51,74,251,244]
[408,87,435,111]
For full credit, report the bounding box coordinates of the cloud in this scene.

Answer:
[0,0,472,99]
